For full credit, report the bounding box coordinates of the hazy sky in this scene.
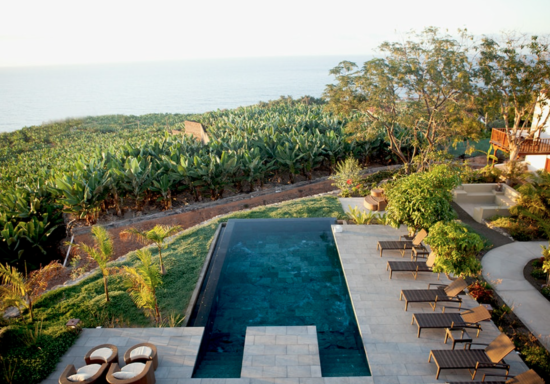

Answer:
[1,0,550,67]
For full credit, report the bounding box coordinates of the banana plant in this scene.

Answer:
[17,215,59,256]
[151,173,174,209]
[240,148,275,191]
[321,130,346,173]
[0,220,24,261]
[190,151,238,200]
[115,157,152,211]
[275,142,303,184]
[54,167,108,225]
[293,132,325,180]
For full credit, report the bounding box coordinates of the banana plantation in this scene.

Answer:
[0,104,388,270]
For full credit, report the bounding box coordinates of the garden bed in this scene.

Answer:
[523,258,550,302]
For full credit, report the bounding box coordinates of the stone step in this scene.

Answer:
[453,192,496,204]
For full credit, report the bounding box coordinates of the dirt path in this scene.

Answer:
[72,178,336,259]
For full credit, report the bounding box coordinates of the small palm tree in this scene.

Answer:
[0,261,61,322]
[121,225,181,274]
[76,226,114,302]
[123,249,162,323]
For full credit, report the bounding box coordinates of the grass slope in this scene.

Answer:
[0,195,344,384]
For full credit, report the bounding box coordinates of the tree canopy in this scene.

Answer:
[476,33,550,161]
[324,27,483,168]
[384,164,461,231]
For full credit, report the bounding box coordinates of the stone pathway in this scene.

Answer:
[482,241,550,350]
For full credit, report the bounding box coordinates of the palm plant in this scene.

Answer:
[75,226,114,302]
[0,261,61,322]
[123,249,162,323]
[121,225,181,274]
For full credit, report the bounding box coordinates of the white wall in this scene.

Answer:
[525,154,549,171]
[531,94,550,139]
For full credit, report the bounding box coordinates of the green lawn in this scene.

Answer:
[0,195,345,384]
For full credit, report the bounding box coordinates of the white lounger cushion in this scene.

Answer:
[130,346,152,359]
[90,347,112,361]
[67,373,92,382]
[67,364,102,382]
[112,362,145,379]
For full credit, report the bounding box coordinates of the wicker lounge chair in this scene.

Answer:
[387,252,438,280]
[428,333,515,380]
[124,343,158,371]
[106,361,155,384]
[85,344,119,365]
[399,277,467,311]
[411,305,491,337]
[377,229,428,258]
[59,362,108,384]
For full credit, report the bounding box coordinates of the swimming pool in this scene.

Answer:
[188,218,370,378]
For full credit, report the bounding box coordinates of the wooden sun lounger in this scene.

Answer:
[387,252,438,280]
[429,333,515,380]
[399,277,467,311]
[411,305,491,337]
[446,369,544,384]
[377,229,427,257]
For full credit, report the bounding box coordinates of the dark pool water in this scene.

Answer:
[189,218,370,378]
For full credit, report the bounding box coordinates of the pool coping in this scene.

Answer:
[183,222,225,327]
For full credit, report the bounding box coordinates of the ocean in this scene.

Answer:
[0,55,372,133]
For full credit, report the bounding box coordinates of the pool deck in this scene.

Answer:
[333,224,527,383]
[42,224,529,384]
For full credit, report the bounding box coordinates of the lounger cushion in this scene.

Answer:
[68,373,93,382]
[112,362,146,379]
[89,347,112,361]
[113,371,137,380]
[130,346,153,359]
[67,364,102,381]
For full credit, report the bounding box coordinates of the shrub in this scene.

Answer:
[520,344,550,378]
[385,165,460,232]
[542,244,550,285]
[531,268,547,280]
[467,281,494,303]
[460,164,502,184]
[489,216,541,241]
[346,206,378,225]
[346,206,387,225]
[509,170,550,238]
[491,304,512,327]
[329,158,363,197]
[424,220,483,277]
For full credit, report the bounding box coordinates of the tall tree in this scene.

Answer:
[76,226,114,302]
[477,33,550,162]
[121,225,181,275]
[324,27,481,168]
[0,261,61,322]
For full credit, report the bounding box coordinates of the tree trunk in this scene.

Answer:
[166,190,172,210]
[28,299,33,323]
[103,276,110,302]
[114,193,122,216]
[158,247,166,275]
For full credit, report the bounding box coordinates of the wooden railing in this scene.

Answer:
[490,128,550,155]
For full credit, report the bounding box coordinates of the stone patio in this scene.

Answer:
[42,225,529,384]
